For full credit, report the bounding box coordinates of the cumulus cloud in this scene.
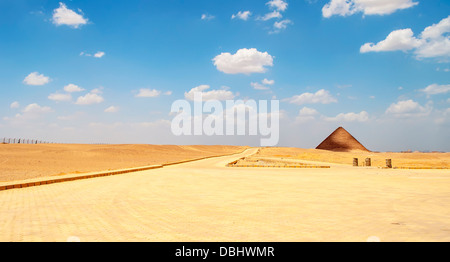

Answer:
[10,101,20,109]
[104,106,119,113]
[285,89,338,105]
[322,0,418,18]
[184,85,236,101]
[52,2,88,28]
[420,84,450,96]
[75,91,104,105]
[48,93,72,102]
[385,99,432,117]
[360,29,422,53]
[361,16,450,60]
[296,107,319,123]
[64,84,85,93]
[213,48,274,74]
[4,103,53,122]
[135,88,161,98]
[324,111,369,122]
[94,51,105,58]
[23,103,53,114]
[23,72,50,86]
[262,79,275,85]
[267,0,288,11]
[232,11,252,21]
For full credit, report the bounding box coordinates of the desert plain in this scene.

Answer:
[0,144,449,242]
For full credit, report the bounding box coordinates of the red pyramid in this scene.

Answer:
[316,127,370,152]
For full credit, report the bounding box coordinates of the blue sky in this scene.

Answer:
[0,0,449,151]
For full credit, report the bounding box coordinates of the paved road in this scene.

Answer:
[1,148,449,242]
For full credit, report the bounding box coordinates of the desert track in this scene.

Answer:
[0,148,449,242]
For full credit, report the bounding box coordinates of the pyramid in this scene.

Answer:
[316,127,370,152]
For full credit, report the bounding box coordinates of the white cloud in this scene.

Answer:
[164,91,173,96]
[420,84,450,96]
[201,14,215,20]
[75,91,104,105]
[104,106,119,113]
[299,107,319,116]
[296,107,320,123]
[213,48,274,74]
[266,0,288,12]
[23,72,50,86]
[360,29,421,53]
[91,87,103,94]
[385,99,432,117]
[64,83,85,93]
[184,85,236,101]
[52,2,88,28]
[6,103,53,122]
[22,103,53,114]
[80,51,105,58]
[271,19,293,33]
[232,11,252,21]
[415,16,450,59]
[361,16,450,60]
[262,79,275,85]
[285,89,338,105]
[324,111,369,122]
[10,101,20,109]
[274,19,292,30]
[421,15,450,40]
[322,0,357,18]
[322,0,418,18]
[94,51,105,58]
[251,82,270,90]
[135,88,161,98]
[48,93,72,102]
[257,10,282,21]
[251,78,275,90]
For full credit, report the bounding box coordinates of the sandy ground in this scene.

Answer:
[0,148,449,242]
[0,144,247,182]
[258,147,450,168]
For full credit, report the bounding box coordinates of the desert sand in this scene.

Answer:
[0,147,449,242]
[258,147,450,168]
[0,144,247,182]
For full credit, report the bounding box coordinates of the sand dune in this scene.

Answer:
[0,144,247,182]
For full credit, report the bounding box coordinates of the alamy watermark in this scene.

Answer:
[170,92,280,146]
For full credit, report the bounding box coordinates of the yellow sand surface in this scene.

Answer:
[258,147,450,168]
[0,144,247,182]
[0,148,449,242]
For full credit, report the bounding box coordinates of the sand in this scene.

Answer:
[258,147,450,168]
[1,148,450,241]
[0,144,247,182]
